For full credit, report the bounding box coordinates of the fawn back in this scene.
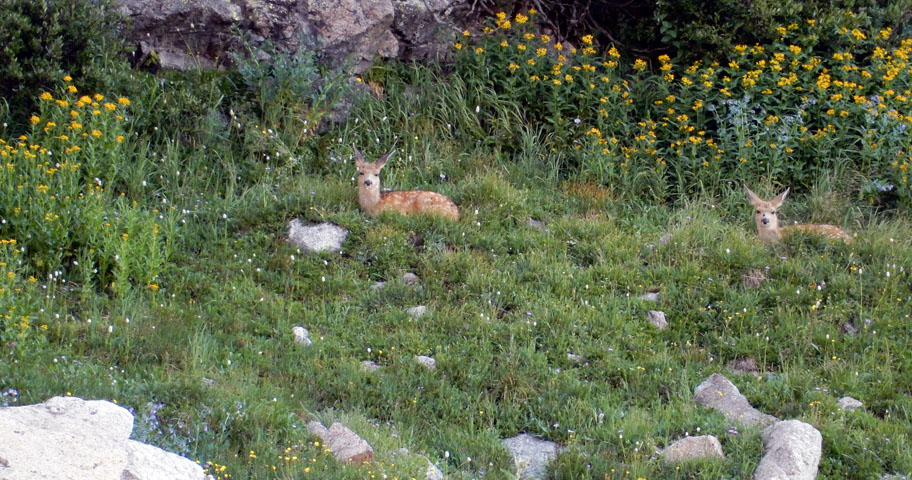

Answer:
[354,146,459,220]
[744,185,852,243]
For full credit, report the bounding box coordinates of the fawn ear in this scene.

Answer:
[743,185,763,206]
[770,187,789,208]
[376,150,396,169]
[352,145,366,167]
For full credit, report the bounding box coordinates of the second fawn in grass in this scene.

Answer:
[354,146,460,220]
[744,185,853,244]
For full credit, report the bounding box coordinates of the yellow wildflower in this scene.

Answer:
[30,115,40,125]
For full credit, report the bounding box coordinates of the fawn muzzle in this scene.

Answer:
[363,179,372,186]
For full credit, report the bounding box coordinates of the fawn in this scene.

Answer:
[744,185,853,244]
[354,146,460,220]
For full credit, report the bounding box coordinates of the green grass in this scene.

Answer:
[2,15,912,480]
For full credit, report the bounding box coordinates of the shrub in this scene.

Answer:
[0,80,177,294]
[0,0,127,130]
[453,10,912,206]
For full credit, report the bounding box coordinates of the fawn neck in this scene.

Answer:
[357,163,383,213]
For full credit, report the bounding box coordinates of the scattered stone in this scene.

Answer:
[361,360,382,372]
[661,435,725,464]
[287,220,348,253]
[306,421,374,464]
[407,306,428,319]
[501,433,563,480]
[658,233,674,245]
[402,272,420,285]
[647,310,668,330]
[753,420,822,480]
[693,374,777,428]
[837,396,863,412]
[201,377,216,388]
[841,321,859,336]
[728,357,759,375]
[528,218,545,230]
[566,353,583,364]
[293,326,312,346]
[639,291,660,302]
[370,281,387,290]
[742,268,767,288]
[0,396,205,480]
[415,355,436,370]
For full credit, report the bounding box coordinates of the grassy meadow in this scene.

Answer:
[2,7,912,480]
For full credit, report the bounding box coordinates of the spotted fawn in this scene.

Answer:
[354,146,459,220]
[744,185,853,244]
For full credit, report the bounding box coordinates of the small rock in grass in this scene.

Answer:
[837,396,863,412]
[361,360,381,372]
[407,306,428,319]
[647,310,667,329]
[753,420,822,480]
[402,272,420,285]
[415,355,436,370]
[566,353,583,364]
[693,374,777,428]
[292,326,312,346]
[501,433,564,480]
[287,219,348,253]
[306,421,374,464]
[661,435,724,464]
[370,281,387,290]
[658,233,673,245]
[528,218,545,230]
[639,291,660,303]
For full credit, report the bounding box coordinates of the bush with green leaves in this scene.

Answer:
[0,80,177,294]
[0,0,126,131]
[453,10,912,205]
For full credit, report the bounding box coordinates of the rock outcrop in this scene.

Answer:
[117,0,469,72]
[0,396,205,480]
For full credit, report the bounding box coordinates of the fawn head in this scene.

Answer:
[744,185,789,241]
[354,146,396,190]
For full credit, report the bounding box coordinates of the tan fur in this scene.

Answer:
[744,185,853,244]
[354,146,459,220]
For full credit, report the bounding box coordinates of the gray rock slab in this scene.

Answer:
[647,310,668,329]
[694,374,777,428]
[662,435,725,464]
[501,433,563,480]
[0,396,204,480]
[838,396,863,411]
[287,220,348,253]
[307,421,374,464]
[753,420,822,480]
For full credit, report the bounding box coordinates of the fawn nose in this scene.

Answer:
[363,179,372,186]
[761,217,769,226]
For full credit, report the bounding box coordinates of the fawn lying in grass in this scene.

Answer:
[744,185,853,244]
[354,146,460,220]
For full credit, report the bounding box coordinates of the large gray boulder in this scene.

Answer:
[0,396,205,480]
[117,0,468,72]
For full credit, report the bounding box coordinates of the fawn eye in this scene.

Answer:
[756,210,760,214]
[771,211,777,215]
